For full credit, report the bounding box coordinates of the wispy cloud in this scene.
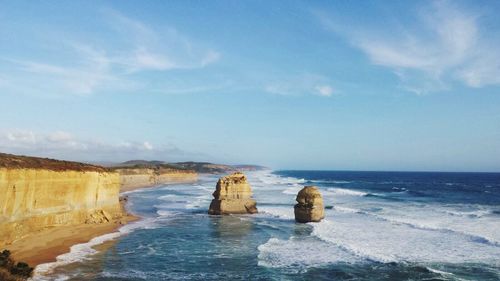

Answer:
[104,9,221,73]
[6,44,116,95]
[317,1,500,94]
[314,85,334,97]
[0,9,220,96]
[264,73,335,97]
[0,129,196,162]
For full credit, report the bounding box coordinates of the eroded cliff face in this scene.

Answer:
[208,172,258,215]
[116,168,198,191]
[294,186,325,223]
[0,168,123,246]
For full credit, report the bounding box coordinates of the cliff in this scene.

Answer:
[0,153,124,248]
[208,172,258,215]
[114,167,198,192]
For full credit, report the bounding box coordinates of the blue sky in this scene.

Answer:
[1,0,499,171]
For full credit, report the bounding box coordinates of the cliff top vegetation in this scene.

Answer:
[0,153,108,172]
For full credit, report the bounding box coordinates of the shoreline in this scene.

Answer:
[17,178,198,277]
[9,215,137,267]
[7,201,138,268]
[7,176,199,268]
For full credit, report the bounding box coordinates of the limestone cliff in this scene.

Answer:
[208,172,258,215]
[294,186,325,223]
[0,153,124,247]
[115,168,197,191]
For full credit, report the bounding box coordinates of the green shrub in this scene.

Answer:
[10,262,33,278]
[0,249,33,279]
[0,250,13,267]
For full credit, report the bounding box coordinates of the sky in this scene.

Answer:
[0,0,500,172]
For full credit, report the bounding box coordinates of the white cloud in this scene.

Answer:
[132,48,176,71]
[22,62,68,75]
[114,141,154,151]
[264,73,335,97]
[317,1,500,93]
[104,9,220,73]
[3,44,120,96]
[0,9,220,96]
[6,130,36,144]
[142,141,154,151]
[315,85,333,97]
[0,129,189,162]
[200,50,221,67]
[46,131,73,142]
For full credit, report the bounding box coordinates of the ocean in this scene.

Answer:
[34,170,500,281]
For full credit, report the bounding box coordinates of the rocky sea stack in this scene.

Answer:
[208,172,258,215]
[294,186,325,223]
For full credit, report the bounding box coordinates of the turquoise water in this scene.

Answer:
[34,171,500,280]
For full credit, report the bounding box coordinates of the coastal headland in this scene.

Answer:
[0,153,200,272]
[0,152,269,280]
[0,153,130,269]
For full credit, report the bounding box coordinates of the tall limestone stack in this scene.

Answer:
[208,172,258,215]
[294,186,325,223]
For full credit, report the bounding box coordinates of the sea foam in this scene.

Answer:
[325,187,368,197]
[258,237,360,271]
[311,216,500,264]
[32,218,159,280]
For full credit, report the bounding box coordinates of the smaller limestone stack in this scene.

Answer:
[208,172,258,215]
[294,186,325,223]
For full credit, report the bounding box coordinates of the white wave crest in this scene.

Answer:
[311,217,500,264]
[371,213,500,246]
[258,206,294,220]
[325,188,367,197]
[333,206,362,214]
[444,209,492,218]
[282,185,302,195]
[156,210,180,217]
[257,237,359,270]
[158,194,178,200]
[32,218,158,280]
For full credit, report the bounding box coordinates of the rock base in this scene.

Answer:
[208,199,258,215]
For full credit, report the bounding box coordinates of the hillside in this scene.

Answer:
[109,160,190,171]
[0,153,108,172]
[171,162,236,174]
[109,160,268,174]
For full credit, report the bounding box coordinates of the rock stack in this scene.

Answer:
[208,172,258,215]
[294,186,325,223]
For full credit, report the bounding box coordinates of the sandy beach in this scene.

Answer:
[7,216,136,267]
[1,167,197,271]
[4,176,197,268]
[5,204,137,267]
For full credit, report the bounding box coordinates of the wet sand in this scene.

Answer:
[7,213,137,267]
